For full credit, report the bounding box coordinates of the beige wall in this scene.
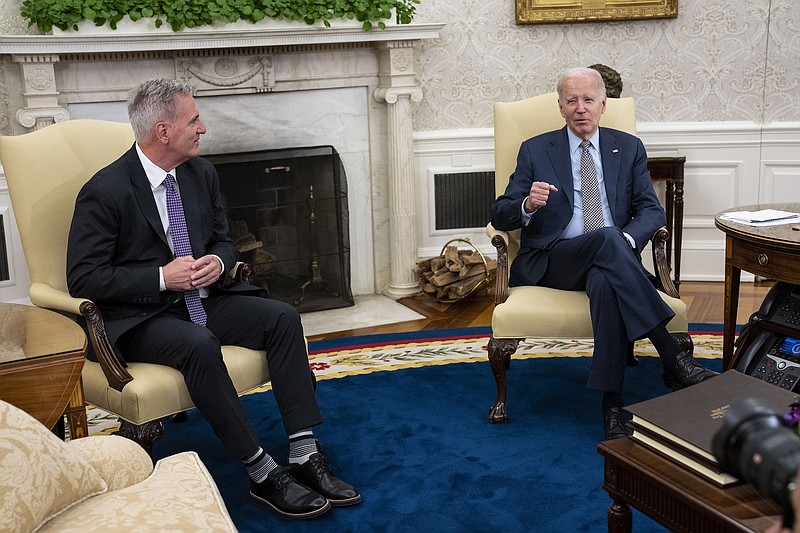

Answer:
[409,0,798,128]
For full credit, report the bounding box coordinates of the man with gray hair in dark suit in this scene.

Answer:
[67,78,360,520]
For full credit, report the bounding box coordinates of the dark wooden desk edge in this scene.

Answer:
[598,437,781,533]
[714,206,800,367]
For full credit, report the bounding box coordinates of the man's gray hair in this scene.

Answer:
[556,67,607,101]
[127,78,195,143]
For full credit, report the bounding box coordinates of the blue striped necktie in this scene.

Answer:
[163,173,207,326]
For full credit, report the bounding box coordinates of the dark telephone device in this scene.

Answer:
[733,282,800,392]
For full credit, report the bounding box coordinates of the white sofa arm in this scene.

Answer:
[67,436,153,491]
[39,451,238,533]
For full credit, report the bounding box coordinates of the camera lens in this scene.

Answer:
[712,397,800,517]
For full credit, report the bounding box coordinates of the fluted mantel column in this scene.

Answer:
[11,55,69,130]
[374,41,423,298]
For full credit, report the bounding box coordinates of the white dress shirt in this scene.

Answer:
[135,144,223,296]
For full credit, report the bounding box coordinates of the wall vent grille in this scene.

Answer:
[434,171,495,230]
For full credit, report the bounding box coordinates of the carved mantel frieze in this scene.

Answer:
[176,54,275,95]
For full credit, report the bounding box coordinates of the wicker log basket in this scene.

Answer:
[415,238,497,303]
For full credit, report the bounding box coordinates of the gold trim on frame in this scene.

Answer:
[516,0,678,24]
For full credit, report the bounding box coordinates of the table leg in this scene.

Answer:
[608,499,632,533]
[723,247,741,369]
[63,377,88,439]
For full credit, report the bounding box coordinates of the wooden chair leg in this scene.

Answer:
[487,336,522,424]
[116,418,166,456]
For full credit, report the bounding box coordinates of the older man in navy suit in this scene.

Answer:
[67,78,359,519]
[491,67,717,440]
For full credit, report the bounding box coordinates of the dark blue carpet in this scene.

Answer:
[151,345,724,532]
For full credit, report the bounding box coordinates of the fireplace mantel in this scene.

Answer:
[0,24,444,54]
[0,23,443,301]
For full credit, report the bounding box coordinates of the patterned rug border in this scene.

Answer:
[247,332,724,394]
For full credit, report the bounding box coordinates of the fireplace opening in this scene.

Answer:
[207,146,354,313]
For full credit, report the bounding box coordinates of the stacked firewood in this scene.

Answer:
[416,243,496,302]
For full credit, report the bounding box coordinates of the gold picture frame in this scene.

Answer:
[516,0,678,25]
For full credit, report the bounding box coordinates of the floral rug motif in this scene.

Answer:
[86,332,723,435]
[302,333,723,384]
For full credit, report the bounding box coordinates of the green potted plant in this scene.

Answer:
[20,0,419,33]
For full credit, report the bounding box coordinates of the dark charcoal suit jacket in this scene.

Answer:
[66,145,263,354]
[490,126,665,287]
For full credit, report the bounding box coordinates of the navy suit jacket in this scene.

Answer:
[67,145,263,352]
[490,126,665,287]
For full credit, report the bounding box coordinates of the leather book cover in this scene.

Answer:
[625,370,797,464]
[630,423,739,486]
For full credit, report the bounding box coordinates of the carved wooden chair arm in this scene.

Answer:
[230,261,252,284]
[650,227,679,298]
[27,282,133,392]
[79,300,133,391]
[486,223,511,305]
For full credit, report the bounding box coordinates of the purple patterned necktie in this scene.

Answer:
[163,173,207,326]
[580,140,605,233]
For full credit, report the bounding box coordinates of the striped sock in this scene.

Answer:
[243,447,279,484]
[288,430,317,464]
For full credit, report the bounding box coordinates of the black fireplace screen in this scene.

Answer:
[207,146,354,313]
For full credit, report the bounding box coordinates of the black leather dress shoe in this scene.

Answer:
[603,407,632,441]
[289,452,362,507]
[662,351,719,391]
[250,466,331,520]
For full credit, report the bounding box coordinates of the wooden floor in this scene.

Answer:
[307,280,775,342]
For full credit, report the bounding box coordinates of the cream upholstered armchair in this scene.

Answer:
[486,93,693,423]
[0,119,270,453]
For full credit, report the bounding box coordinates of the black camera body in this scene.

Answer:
[712,397,800,527]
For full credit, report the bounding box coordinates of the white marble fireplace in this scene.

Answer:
[0,23,443,303]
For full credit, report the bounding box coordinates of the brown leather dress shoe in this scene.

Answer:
[250,466,331,520]
[289,452,362,507]
[662,351,719,391]
[603,407,633,441]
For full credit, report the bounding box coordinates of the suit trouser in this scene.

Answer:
[538,227,674,393]
[118,293,322,460]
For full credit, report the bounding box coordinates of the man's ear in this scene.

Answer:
[155,122,170,144]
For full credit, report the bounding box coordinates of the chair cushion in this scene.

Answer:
[82,346,269,425]
[491,285,688,339]
[38,451,238,533]
[0,400,107,533]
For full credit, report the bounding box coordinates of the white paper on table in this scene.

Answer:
[719,209,800,226]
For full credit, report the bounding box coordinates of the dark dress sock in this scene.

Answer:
[646,324,682,368]
[602,391,624,413]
